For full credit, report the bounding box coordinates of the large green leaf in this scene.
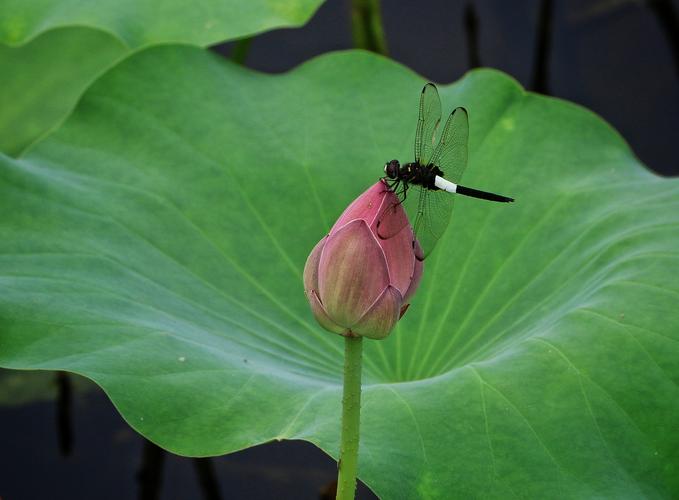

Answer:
[1,46,677,498]
[0,0,324,156]
[0,0,323,47]
[0,28,127,156]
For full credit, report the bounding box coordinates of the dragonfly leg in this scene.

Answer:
[393,183,409,206]
[382,178,408,206]
[383,177,399,192]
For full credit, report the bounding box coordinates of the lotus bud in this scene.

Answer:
[303,180,423,340]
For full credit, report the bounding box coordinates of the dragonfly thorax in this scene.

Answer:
[384,159,443,190]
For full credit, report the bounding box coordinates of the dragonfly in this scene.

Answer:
[378,83,514,259]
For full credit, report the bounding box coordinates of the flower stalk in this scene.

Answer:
[351,0,388,56]
[336,335,363,500]
[303,181,423,499]
[230,37,252,65]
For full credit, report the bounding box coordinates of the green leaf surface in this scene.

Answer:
[0,0,324,155]
[0,28,127,156]
[0,0,323,47]
[1,47,677,498]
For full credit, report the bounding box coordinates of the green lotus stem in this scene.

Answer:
[351,0,389,55]
[231,37,252,65]
[336,335,363,500]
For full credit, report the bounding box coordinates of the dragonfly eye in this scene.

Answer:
[385,159,400,179]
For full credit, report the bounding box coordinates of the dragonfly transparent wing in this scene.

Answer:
[415,83,442,166]
[381,183,455,259]
[411,107,469,257]
[378,83,442,241]
[408,188,455,259]
[429,106,469,182]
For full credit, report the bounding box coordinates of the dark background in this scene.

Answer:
[1,0,678,499]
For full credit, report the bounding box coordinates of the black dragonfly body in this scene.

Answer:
[378,83,514,259]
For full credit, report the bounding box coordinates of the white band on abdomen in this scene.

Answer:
[434,175,457,193]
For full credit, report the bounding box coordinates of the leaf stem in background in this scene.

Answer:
[336,336,363,500]
[464,2,481,69]
[55,371,73,456]
[231,37,253,65]
[645,0,679,78]
[350,0,389,55]
[531,0,553,93]
[137,439,166,500]
[192,458,222,500]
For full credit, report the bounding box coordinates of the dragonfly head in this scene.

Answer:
[384,159,400,179]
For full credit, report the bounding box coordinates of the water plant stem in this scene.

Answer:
[350,0,389,55]
[336,335,363,500]
[231,37,252,65]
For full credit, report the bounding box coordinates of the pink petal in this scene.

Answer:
[318,219,389,327]
[303,236,326,293]
[379,223,416,297]
[351,286,403,340]
[308,290,346,335]
[329,181,387,236]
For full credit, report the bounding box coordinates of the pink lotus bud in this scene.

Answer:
[303,180,423,340]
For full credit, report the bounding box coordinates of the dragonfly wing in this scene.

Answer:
[430,107,469,182]
[410,188,455,259]
[410,107,469,257]
[415,83,442,166]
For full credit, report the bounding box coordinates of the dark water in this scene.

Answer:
[2,1,678,499]
[0,376,375,499]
